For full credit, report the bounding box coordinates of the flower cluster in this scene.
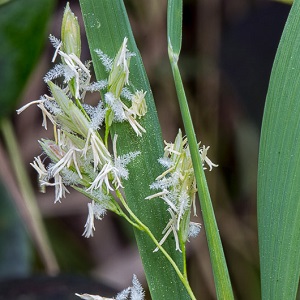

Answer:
[94,37,147,136]
[76,274,144,300]
[17,4,147,238]
[146,129,218,251]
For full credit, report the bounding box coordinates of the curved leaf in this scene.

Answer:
[79,1,190,299]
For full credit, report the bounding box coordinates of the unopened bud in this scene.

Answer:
[48,81,90,137]
[131,90,147,118]
[61,2,81,57]
[108,38,131,98]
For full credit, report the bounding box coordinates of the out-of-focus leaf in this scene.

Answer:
[258,0,300,298]
[0,0,10,6]
[0,180,30,279]
[274,0,293,5]
[0,0,55,119]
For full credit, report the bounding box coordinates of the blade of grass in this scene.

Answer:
[167,0,234,299]
[258,0,300,298]
[79,1,190,299]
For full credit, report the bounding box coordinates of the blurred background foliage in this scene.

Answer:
[0,0,293,299]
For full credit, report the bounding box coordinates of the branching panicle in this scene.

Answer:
[17,4,147,238]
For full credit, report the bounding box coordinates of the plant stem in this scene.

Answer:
[117,208,142,230]
[169,60,234,299]
[104,109,113,148]
[180,238,187,279]
[115,190,196,300]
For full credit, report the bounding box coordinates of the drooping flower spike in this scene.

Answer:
[17,4,147,237]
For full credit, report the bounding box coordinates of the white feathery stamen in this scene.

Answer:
[82,201,95,238]
[201,145,218,171]
[87,163,114,192]
[30,156,47,180]
[41,173,70,203]
[160,194,178,212]
[83,129,111,170]
[37,102,56,129]
[49,147,82,179]
[145,189,169,200]
[16,99,46,114]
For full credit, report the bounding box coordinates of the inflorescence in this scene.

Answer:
[146,129,218,251]
[76,274,144,300]
[17,3,218,255]
[17,4,146,238]
[17,3,219,298]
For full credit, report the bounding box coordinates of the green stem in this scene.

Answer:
[117,207,142,230]
[180,237,187,279]
[169,61,234,299]
[104,110,111,148]
[115,190,196,300]
[72,184,142,230]
[104,126,109,148]
[0,118,59,275]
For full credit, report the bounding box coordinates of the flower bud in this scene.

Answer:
[48,81,90,137]
[61,2,81,57]
[48,81,70,113]
[131,90,147,118]
[108,38,130,98]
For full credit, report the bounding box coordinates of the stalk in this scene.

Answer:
[115,190,196,300]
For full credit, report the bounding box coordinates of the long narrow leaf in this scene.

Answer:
[167,0,182,56]
[258,0,300,298]
[79,1,190,299]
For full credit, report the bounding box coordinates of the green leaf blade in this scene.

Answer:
[0,0,55,119]
[79,1,190,299]
[167,0,182,57]
[258,0,300,298]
